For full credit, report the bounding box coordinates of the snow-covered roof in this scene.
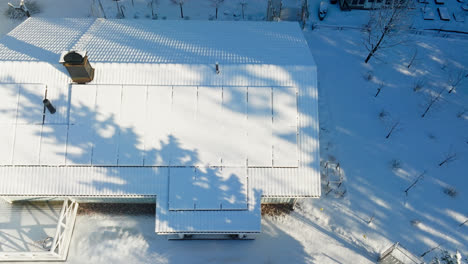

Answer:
[0,18,313,64]
[0,18,319,234]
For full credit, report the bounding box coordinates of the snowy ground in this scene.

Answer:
[0,0,467,263]
[307,27,468,262]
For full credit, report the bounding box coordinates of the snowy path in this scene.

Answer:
[63,209,375,264]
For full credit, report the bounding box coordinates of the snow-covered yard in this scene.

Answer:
[64,29,467,263]
[306,27,468,262]
[0,0,467,263]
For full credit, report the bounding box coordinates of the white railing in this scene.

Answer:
[0,198,79,262]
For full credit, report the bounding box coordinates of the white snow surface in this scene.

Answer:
[60,28,468,262]
[0,18,320,203]
[0,17,319,234]
[0,0,467,263]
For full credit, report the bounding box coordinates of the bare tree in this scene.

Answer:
[364,0,412,64]
[7,0,31,18]
[240,0,247,20]
[378,109,388,120]
[386,120,399,139]
[413,78,425,92]
[90,0,107,18]
[210,0,224,19]
[438,152,457,167]
[171,0,185,18]
[115,0,125,19]
[421,87,444,118]
[459,219,468,227]
[456,109,466,119]
[300,0,309,28]
[375,82,384,97]
[404,170,426,196]
[97,0,106,18]
[407,48,418,69]
[366,213,375,224]
[148,0,158,19]
[447,69,467,94]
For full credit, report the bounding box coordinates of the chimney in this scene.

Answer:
[60,51,95,84]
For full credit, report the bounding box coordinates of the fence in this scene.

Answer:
[310,23,468,40]
[379,242,425,264]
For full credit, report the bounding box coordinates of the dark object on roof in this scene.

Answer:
[43,99,56,114]
[60,51,94,84]
[63,51,84,65]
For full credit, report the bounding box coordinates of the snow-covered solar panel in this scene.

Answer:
[273,87,298,167]
[16,84,45,125]
[66,124,93,165]
[0,124,15,164]
[144,86,173,166]
[171,86,198,165]
[247,88,273,167]
[1,84,299,167]
[39,125,67,165]
[69,84,97,125]
[0,19,320,225]
[169,167,197,210]
[67,84,98,165]
[196,86,223,166]
[44,84,69,125]
[118,85,146,165]
[12,124,41,165]
[213,167,248,209]
[221,87,248,167]
[0,84,20,124]
[10,84,46,165]
[169,166,247,210]
[92,85,121,165]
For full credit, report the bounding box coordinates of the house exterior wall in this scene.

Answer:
[261,197,298,204]
[4,196,300,205]
[0,196,156,203]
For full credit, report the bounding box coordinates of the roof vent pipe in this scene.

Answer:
[60,51,95,84]
[43,99,56,114]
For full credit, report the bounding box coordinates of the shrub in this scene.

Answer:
[390,159,401,171]
[443,187,458,198]
[364,71,374,81]
[5,0,40,19]
[261,204,294,217]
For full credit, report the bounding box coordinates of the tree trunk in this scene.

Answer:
[216,7,218,19]
[180,3,184,18]
[98,0,106,19]
[421,100,434,118]
[365,10,396,64]
[365,49,375,63]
